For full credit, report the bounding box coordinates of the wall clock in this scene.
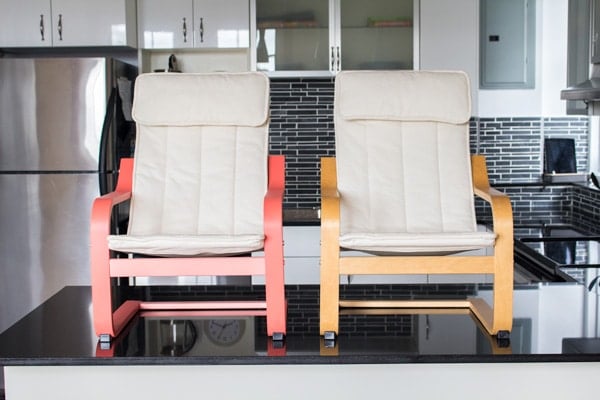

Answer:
[204,319,246,346]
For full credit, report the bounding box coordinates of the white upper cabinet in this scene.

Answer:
[0,0,52,47]
[50,0,136,47]
[194,0,249,48]
[138,0,193,49]
[0,0,136,47]
[138,0,249,49]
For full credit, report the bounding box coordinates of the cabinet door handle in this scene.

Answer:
[199,17,204,43]
[39,14,45,41]
[331,47,335,70]
[336,46,340,71]
[57,14,63,41]
[183,17,187,43]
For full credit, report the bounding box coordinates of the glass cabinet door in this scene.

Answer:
[256,0,330,72]
[339,0,414,70]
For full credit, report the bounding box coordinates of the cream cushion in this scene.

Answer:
[335,70,496,254]
[108,72,270,256]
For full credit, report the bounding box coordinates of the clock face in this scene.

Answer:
[204,319,246,346]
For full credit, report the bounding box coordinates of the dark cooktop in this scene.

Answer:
[514,225,600,282]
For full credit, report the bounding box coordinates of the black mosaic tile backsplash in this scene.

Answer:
[571,185,600,234]
[475,117,589,183]
[267,78,592,213]
[269,78,335,209]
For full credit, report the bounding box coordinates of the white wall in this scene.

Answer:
[420,0,480,115]
[421,0,570,118]
[540,0,570,116]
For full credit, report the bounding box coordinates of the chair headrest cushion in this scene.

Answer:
[132,72,270,127]
[336,70,471,124]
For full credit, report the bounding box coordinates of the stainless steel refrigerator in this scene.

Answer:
[0,57,137,333]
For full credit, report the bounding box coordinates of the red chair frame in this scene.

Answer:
[91,155,286,342]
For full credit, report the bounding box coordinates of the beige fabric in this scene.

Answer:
[108,234,264,257]
[337,70,471,124]
[339,232,495,254]
[335,70,495,254]
[132,72,269,127]
[108,72,269,257]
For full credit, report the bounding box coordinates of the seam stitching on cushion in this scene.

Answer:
[161,126,170,234]
[365,122,372,232]
[196,127,204,234]
[436,122,445,232]
[400,122,408,233]
[232,126,238,235]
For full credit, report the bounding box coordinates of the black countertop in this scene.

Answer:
[1,282,599,366]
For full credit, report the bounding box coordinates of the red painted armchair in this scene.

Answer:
[90,72,286,343]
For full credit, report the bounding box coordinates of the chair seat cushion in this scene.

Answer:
[339,231,496,254]
[108,234,265,257]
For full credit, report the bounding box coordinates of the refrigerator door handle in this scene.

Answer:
[99,87,118,195]
[39,14,45,41]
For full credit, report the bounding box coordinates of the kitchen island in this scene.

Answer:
[1,278,599,399]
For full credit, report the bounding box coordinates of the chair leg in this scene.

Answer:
[319,233,340,336]
[490,220,514,334]
[91,233,139,339]
[491,257,514,334]
[264,239,287,338]
[264,273,286,338]
[472,254,514,335]
[319,157,341,337]
[91,255,140,339]
[90,236,117,338]
[264,154,286,338]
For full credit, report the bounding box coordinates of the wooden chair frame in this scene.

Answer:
[91,155,287,342]
[320,308,512,356]
[319,155,513,337]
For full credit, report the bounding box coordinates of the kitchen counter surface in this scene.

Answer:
[283,208,320,225]
[1,281,599,366]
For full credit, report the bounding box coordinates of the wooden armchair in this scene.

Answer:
[320,70,513,339]
[91,72,286,343]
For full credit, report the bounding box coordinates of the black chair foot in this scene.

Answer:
[497,330,510,339]
[98,334,112,350]
[496,330,511,347]
[99,334,112,343]
[323,331,337,348]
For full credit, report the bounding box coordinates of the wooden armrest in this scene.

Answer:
[320,157,340,234]
[471,155,513,242]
